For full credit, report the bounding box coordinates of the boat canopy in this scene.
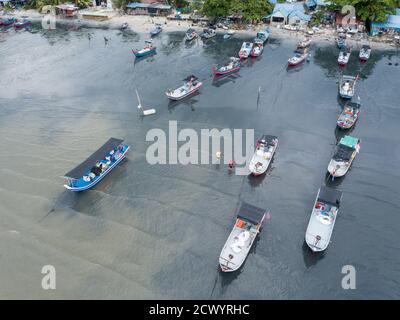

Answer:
[64,138,124,179]
[318,186,342,207]
[333,144,354,161]
[237,202,266,225]
[340,135,359,148]
[258,135,278,145]
[183,75,198,81]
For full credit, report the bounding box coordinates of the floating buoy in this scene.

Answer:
[136,90,156,116]
[216,151,222,159]
[228,160,235,169]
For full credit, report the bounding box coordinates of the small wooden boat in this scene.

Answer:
[254,28,270,44]
[297,37,311,49]
[339,75,358,99]
[14,19,31,29]
[338,47,351,66]
[239,42,252,59]
[120,22,129,30]
[212,57,240,76]
[305,186,342,252]
[337,101,361,129]
[249,135,278,176]
[185,28,198,41]
[132,41,156,58]
[288,48,308,67]
[328,135,361,178]
[150,24,162,36]
[200,28,216,39]
[359,45,371,61]
[64,138,129,192]
[219,202,268,272]
[250,42,263,57]
[165,75,203,101]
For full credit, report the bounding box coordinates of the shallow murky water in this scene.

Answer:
[0,23,399,299]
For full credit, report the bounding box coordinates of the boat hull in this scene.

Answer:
[64,147,129,192]
[132,48,156,58]
[212,66,240,76]
[166,83,203,101]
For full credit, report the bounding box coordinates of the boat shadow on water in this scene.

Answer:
[134,54,157,65]
[212,74,241,87]
[167,93,200,112]
[302,241,326,269]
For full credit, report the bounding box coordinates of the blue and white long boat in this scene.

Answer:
[64,138,129,192]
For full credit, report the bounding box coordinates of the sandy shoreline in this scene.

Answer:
[3,9,399,49]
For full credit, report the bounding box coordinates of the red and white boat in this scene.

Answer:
[288,48,308,67]
[250,41,263,57]
[212,57,240,76]
[239,42,252,59]
[249,135,278,176]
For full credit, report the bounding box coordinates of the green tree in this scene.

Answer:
[202,0,232,18]
[230,0,272,23]
[329,0,398,22]
[113,0,130,10]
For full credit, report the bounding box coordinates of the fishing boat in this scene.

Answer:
[339,75,358,99]
[64,138,129,192]
[337,101,361,129]
[212,57,240,76]
[288,48,308,67]
[132,40,156,58]
[1,18,16,27]
[328,135,361,178]
[200,28,216,39]
[337,36,346,49]
[14,19,31,29]
[338,47,351,66]
[185,28,198,41]
[165,75,203,101]
[150,24,162,36]
[239,42,252,59]
[254,28,270,44]
[248,135,278,176]
[305,186,343,252]
[359,45,371,61]
[297,37,311,49]
[250,42,263,57]
[219,202,268,272]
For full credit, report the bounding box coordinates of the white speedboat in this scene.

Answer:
[239,42,252,59]
[338,48,351,66]
[219,202,267,272]
[185,28,198,41]
[305,186,343,252]
[248,135,278,176]
[359,45,371,61]
[165,75,203,101]
[339,75,358,99]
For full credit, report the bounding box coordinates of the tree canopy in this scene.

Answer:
[202,0,272,22]
[329,0,400,22]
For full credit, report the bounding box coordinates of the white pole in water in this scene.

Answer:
[135,90,156,116]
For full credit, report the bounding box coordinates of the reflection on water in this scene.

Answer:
[0,27,400,299]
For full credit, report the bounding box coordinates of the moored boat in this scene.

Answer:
[250,42,263,57]
[150,24,162,36]
[337,101,361,129]
[223,29,235,39]
[132,40,156,58]
[239,42,252,59]
[212,57,240,76]
[359,45,371,61]
[64,138,129,192]
[14,19,31,29]
[327,135,361,178]
[200,28,216,39]
[165,75,203,101]
[219,202,268,272]
[1,17,16,27]
[288,48,308,67]
[339,75,358,99]
[338,47,351,66]
[305,186,343,252]
[254,28,270,44]
[248,135,278,176]
[337,36,346,49]
[120,22,129,30]
[297,37,311,49]
[185,28,198,41]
